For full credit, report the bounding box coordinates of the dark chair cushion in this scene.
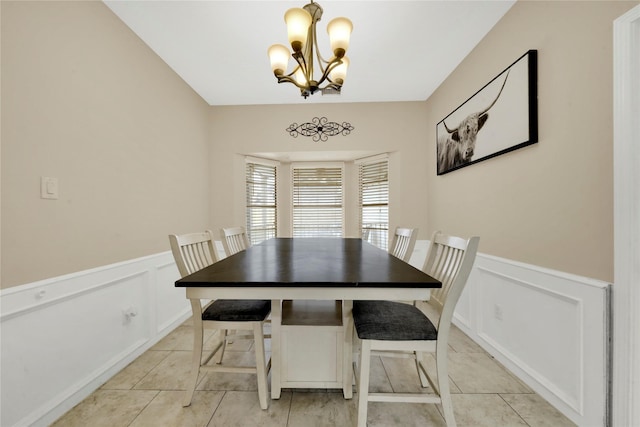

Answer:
[353,300,438,341]
[202,299,271,322]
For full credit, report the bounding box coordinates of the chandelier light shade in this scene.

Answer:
[268,1,353,98]
[327,17,352,56]
[330,56,349,84]
[268,44,290,76]
[284,8,312,52]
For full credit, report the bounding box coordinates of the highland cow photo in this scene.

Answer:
[436,50,538,175]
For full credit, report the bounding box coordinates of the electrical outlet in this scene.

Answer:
[122,306,138,324]
[494,304,503,321]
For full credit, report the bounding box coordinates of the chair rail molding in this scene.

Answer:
[613,5,640,427]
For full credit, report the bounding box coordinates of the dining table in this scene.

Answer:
[175,237,441,399]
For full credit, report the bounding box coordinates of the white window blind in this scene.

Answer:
[358,157,389,250]
[292,165,344,237]
[246,161,277,245]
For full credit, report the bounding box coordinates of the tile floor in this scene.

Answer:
[52,321,576,427]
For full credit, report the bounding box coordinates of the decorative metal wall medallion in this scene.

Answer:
[286,117,354,142]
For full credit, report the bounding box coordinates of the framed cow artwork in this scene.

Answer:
[436,49,538,175]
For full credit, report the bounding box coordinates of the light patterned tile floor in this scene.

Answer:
[52,323,575,427]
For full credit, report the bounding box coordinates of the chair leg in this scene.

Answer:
[214,329,228,364]
[270,299,282,400]
[253,322,269,410]
[415,350,429,387]
[342,300,354,399]
[352,332,361,387]
[357,340,372,427]
[436,347,456,427]
[184,308,204,407]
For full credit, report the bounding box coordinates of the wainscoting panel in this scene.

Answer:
[454,252,610,427]
[411,240,610,425]
[1,244,611,426]
[155,260,191,333]
[0,251,190,427]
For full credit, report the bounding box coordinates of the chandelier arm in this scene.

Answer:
[312,18,332,69]
[283,65,300,79]
[280,64,311,92]
[315,47,332,68]
[276,74,309,90]
[303,25,315,83]
[292,49,312,87]
[306,1,328,69]
[315,57,343,88]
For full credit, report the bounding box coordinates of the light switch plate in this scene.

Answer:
[41,177,59,199]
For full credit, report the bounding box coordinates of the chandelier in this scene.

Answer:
[267,1,353,98]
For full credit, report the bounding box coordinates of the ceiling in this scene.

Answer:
[103,0,516,107]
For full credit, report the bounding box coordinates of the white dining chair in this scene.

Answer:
[220,226,251,257]
[353,231,480,427]
[169,230,271,409]
[219,226,268,340]
[388,226,418,262]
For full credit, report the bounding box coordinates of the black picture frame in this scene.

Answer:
[436,49,538,175]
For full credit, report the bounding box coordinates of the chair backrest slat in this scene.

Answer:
[388,227,418,262]
[169,230,218,278]
[422,231,479,330]
[221,226,251,257]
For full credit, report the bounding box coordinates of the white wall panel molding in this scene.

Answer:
[1,251,175,315]
[407,240,609,425]
[1,270,148,321]
[155,259,191,333]
[0,251,189,427]
[453,252,610,427]
[474,266,584,414]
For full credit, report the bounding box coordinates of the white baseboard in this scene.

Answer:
[0,252,190,427]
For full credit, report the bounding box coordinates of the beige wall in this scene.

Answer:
[425,0,637,283]
[1,1,211,288]
[209,0,637,283]
[2,0,635,288]
[207,102,429,239]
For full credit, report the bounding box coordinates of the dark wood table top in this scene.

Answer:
[175,237,440,288]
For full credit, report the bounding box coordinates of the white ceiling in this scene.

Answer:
[103,0,515,107]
